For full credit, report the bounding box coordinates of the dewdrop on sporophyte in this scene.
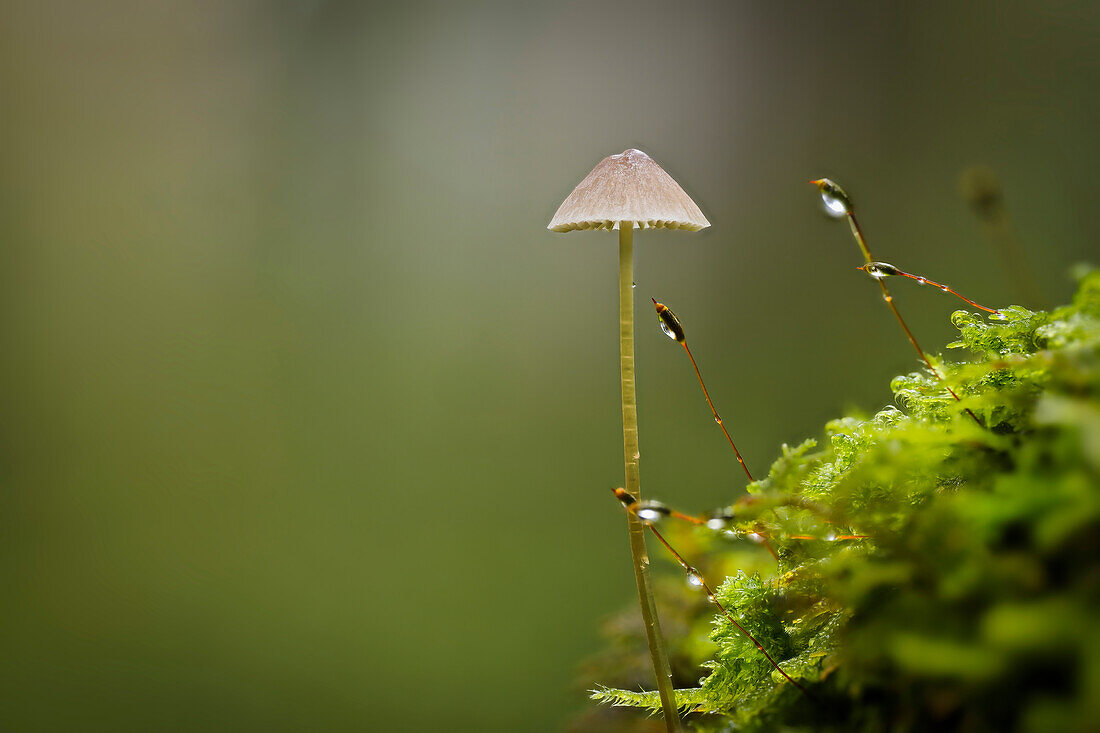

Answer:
[612,486,814,700]
[634,500,672,525]
[858,261,1000,313]
[809,178,871,262]
[652,298,686,342]
[812,178,852,218]
[809,178,984,427]
[651,299,754,482]
[705,511,736,531]
[660,317,681,342]
[614,488,724,529]
[860,262,898,279]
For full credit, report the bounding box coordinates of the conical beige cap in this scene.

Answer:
[548,149,710,232]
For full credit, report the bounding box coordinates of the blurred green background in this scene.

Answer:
[1,1,1097,730]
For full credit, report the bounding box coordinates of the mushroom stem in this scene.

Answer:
[618,224,680,731]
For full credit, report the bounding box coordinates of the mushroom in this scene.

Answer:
[549,149,709,730]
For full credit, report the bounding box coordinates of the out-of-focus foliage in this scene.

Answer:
[587,269,1100,731]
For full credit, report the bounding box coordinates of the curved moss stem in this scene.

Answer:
[619,224,680,731]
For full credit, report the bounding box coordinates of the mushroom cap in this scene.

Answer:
[548,149,710,232]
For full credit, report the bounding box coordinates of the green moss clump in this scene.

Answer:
[588,268,1100,732]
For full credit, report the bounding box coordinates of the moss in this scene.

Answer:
[586,268,1100,731]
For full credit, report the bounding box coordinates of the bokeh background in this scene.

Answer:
[2,1,1098,730]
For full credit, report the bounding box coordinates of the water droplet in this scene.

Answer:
[634,500,670,524]
[706,511,735,531]
[685,567,704,587]
[654,305,686,342]
[714,415,723,424]
[813,178,853,218]
[824,532,837,542]
[747,532,764,543]
[632,281,637,289]
[821,191,849,217]
[706,592,717,603]
[989,311,1007,321]
[862,261,899,279]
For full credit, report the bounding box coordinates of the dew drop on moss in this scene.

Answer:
[634,501,670,524]
[685,568,704,588]
[821,190,849,217]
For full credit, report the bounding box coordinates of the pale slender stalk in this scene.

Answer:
[619,224,679,731]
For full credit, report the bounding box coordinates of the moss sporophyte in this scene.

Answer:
[856,262,1000,314]
[584,269,1100,731]
[811,178,988,426]
[651,299,754,484]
